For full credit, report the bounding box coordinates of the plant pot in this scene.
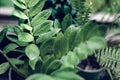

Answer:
[77,67,105,80]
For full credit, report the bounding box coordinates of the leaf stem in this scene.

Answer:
[26,10,33,35]
[106,68,114,80]
[25,3,35,43]
[0,50,26,78]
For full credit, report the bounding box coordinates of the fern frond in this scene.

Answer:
[96,47,120,69]
[70,0,91,25]
[95,47,120,79]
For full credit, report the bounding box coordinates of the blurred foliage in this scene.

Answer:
[0,0,13,7]
[86,0,120,13]
[70,0,91,25]
[44,0,72,22]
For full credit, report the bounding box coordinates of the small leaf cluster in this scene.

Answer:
[0,0,61,78]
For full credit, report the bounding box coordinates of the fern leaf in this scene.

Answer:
[95,47,120,79]
[70,0,91,25]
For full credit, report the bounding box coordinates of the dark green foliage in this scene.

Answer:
[3,43,18,54]
[40,39,54,57]
[53,32,68,58]
[61,14,73,31]
[36,28,60,44]
[0,27,7,43]
[0,62,10,75]
[44,0,74,32]
[64,25,78,51]
[44,0,72,21]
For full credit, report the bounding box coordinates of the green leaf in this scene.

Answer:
[54,33,69,58]
[74,47,88,60]
[7,35,28,46]
[61,53,78,68]
[33,20,53,36]
[53,72,84,80]
[0,62,9,75]
[12,9,28,19]
[51,68,78,76]
[61,57,73,68]
[4,25,15,33]
[64,25,78,50]
[40,39,54,57]
[0,27,7,43]
[41,55,55,72]
[18,32,34,42]
[10,58,24,65]
[11,0,26,9]
[73,28,84,47]
[76,21,101,41]
[87,36,106,50]
[45,60,62,73]
[29,57,39,70]
[16,40,28,46]
[29,0,45,17]
[43,55,54,63]
[33,20,46,31]
[26,74,54,80]
[3,43,18,54]
[73,21,96,46]
[25,44,40,60]
[6,35,17,42]
[74,43,93,57]
[31,9,52,26]
[54,19,61,28]
[62,14,72,31]
[12,48,25,53]
[28,0,39,8]
[36,28,60,44]
[18,0,26,4]
[20,24,32,31]
[86,25,101,40]
[63,51,79,66]
[14,26,23,34]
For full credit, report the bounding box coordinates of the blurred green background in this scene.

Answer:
[0,0,13,7]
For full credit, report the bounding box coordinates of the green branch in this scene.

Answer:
[0,50,26,78]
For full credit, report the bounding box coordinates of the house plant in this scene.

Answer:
[0,0,109,80]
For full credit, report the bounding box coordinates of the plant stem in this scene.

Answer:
[106,68,114,80]
[26,9,33,34]
[9,68,12,80]
[25,4,36,44]
[27,12,31,26]
[0,50,26,78]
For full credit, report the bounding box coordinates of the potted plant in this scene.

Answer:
[0,0,108,80]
